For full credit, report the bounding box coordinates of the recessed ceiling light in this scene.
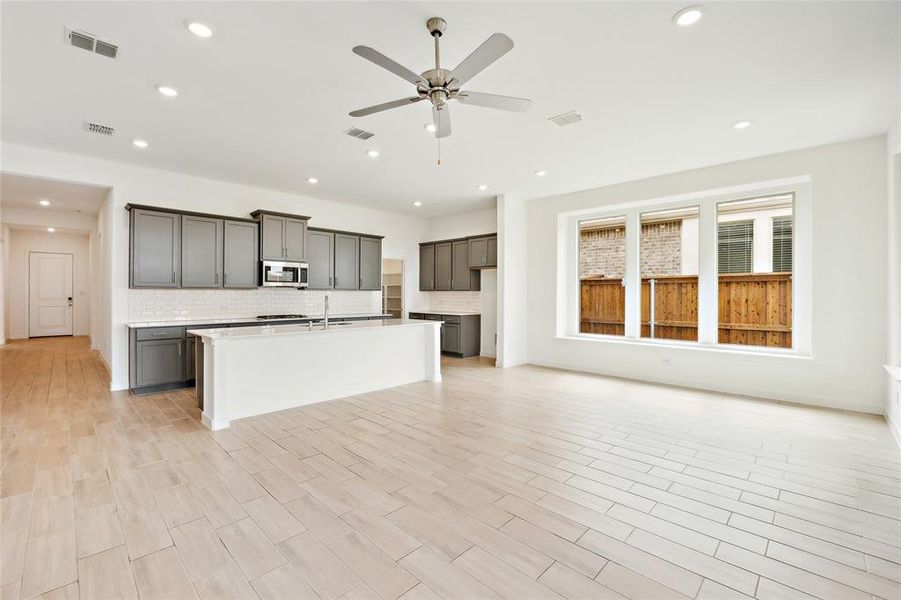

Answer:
[732,120,751,130]
[424,123,436,133]
[132,139,149,148]
[184,20,214,38]
[673,5,704,27]
[413,201,422,207]
[156,85,178,97]
[47,227,56,233]
[39,199,51,207]
[535,170,547,177]
[366,150,380,158]
[306,177,319,184]
[477,184,488,191]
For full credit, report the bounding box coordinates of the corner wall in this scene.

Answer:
[526,136,888,414]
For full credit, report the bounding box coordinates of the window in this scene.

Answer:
[640,206,699,341]
[772,216,793,273]
[579,215,626,336]
[717,221,753,274]
[717,195,794,348]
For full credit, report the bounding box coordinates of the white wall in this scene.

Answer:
[6,229,91,338]
[526,136,888,414]
[0,221,7,344]
[424,206,497,241]
[2,143,429,390]
[498,194,528,367]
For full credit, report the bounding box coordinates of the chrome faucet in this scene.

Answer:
[323,294,330,329]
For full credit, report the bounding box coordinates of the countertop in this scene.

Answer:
[409,310,481,316]
[189,318,439,340]
[127,313,392,328]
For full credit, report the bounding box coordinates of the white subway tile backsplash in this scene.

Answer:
[128,288,380,323]
[424,291,482,313]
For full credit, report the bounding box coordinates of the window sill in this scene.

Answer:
[557,333,811,360]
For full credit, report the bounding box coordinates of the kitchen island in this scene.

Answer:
[189,319,442,430]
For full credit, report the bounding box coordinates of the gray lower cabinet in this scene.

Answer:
[452,240,480,291]
[360,237,382,290]
[223,220,259,288]
[419,244,436,291]
[131,208,181,287]
[334,233,360,290]
[442,323,461,353]
[134,339,184,388]
[307,229,335,289]
[409,312,481,357]
[181,215,223,288]
[435,242,453,291]
[185,336,196,381]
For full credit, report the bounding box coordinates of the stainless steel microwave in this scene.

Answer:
[261,260,309,288]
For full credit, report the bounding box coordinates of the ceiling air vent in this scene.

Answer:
[66,28,119,59]
[549,110,583,127]
[344,127,375,140]
[83,121,115,137]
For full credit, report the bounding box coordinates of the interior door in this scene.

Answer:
[29,252,74,337]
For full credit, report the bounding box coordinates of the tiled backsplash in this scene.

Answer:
[423,291,482,313]
[128,288,380,323]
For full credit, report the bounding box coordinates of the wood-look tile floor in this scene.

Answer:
[1,336,899,600]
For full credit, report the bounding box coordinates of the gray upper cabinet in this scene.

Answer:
[181,215,223,288]
[487,236,497,267]
[419,244,435,291]
[261,215,286,260]
[334,233,360,290]
[307,229,335,289]
[223,220,259,288]
[452,240,480,291]
[435,242,453,290]
[359,237,382,290]
[131,208,180,288]
[468,235,497,268]
[285,218,307,261]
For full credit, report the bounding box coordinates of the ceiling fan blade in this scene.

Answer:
[449,33,514,87]
[353,46,425,86]
[433,105,451,138]
[349,97,424,117]
[455,91,532,112]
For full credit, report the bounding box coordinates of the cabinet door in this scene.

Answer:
[135,339,183,387]
[131,209,180,288]
[419,244,435,291]
[181,215,223,288]
[261,215,285,260]
[359,237,382,290]
[224,221,259,288]
[487,236,497,267]
[435,243,453,290]
[443,323,461,353]
[452,240,472,290]
[285,218,307,261]
[307,230,334,289]
[334,234,360,290]
[468,238,488,268]
[185,336,196,381]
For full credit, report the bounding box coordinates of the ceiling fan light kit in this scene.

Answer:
[349,17,532,140]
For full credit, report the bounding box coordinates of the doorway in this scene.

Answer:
[28,251,74,337]
[382,258,404,318]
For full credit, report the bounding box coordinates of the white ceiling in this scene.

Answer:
[0,173,109,214]
[1,2,897,217]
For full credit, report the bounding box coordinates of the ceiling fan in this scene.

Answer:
[349,17,532,138]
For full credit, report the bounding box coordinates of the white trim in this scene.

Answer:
[560,176,812,357]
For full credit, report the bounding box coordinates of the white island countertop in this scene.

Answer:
[128,313,391,328]
[189,318,433,340]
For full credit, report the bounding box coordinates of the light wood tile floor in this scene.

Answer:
[1,336,899,599]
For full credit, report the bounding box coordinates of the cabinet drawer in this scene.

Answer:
[442,315,462,324]
[409,313,425,320]
[135,327,185,341]
[424,314,443,321]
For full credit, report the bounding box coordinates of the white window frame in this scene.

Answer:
[557,176,811,357]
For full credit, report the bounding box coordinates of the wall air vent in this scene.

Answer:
[83,121,115,137]
[344,127,375,140]
[549,110,583,127]
[66,28,119,59]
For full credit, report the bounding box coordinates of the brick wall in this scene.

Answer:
[580,220,682,278]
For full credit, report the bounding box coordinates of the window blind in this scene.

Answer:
[718,221,753,273]
[772,216,792,273]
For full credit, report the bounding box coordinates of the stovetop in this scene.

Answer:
[256,314,309,320]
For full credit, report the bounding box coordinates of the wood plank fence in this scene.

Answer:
[580,273,792,348]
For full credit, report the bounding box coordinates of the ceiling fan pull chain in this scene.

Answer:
[437,136,441,166]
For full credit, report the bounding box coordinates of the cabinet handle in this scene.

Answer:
[172,269,176,283]
[215,273,219,285]
[178,344,182,357]
[223,273,227,287]
[334,277,338,287]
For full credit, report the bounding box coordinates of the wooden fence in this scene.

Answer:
[580,273,792,348]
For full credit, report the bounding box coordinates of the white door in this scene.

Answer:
[29,252,74,337]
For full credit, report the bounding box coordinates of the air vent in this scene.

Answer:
[83,121,115,137]
[549,110,583,127]
[344,127,375,140]
[66,28,119,59]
